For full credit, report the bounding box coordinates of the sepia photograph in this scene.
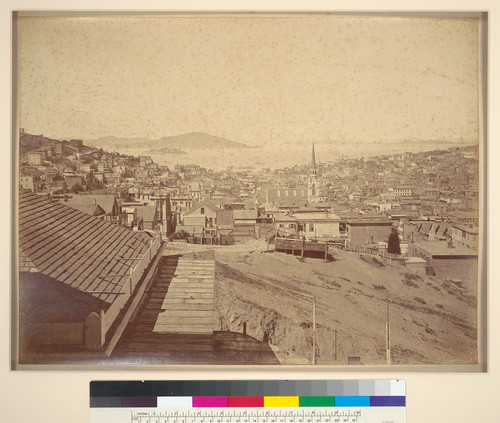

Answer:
[14,12,485,368]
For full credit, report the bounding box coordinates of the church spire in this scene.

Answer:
[311,142,317,176]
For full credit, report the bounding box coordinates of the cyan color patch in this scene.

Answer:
[335,396,371,407]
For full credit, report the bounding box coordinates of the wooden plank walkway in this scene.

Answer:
[110,250,217,364]
[152,250,215,335]
[110,248,279,365]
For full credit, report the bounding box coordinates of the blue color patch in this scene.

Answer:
[335,396,370,407]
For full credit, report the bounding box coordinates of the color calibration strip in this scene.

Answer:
[123,395,404,408]
[90,380,405,408]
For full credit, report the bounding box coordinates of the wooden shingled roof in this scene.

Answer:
[18,190,152,306]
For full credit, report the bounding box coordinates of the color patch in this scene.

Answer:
[299,396,335,407]
[121,397,157,407]
[370,396,406,407]
[192,397,228,407]
[264,396,299,407]
[228,397,264,407]
[335,396,370,407]
[157,396,193,407]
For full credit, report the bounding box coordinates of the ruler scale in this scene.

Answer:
[90,380,406,423]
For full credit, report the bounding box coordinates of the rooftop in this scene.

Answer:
[233,209,258,220]
[18,190,152,306]
[135,205,157,222]
[412,240,477,257]
[65,194,117,215]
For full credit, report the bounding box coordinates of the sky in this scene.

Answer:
[18,15,480,148]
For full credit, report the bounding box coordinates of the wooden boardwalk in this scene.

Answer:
[111,248,279,364]
[111,250,216,363]
[152,250,215,335]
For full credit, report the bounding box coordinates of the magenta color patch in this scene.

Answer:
[192,396,228,407]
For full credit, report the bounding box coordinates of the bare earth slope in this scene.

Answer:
[212,240,477,366]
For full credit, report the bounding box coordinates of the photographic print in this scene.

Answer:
[14,13,483,367]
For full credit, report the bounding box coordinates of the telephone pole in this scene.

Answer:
[386,298,391,365]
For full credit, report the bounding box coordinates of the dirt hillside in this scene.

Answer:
[211,240,477,365]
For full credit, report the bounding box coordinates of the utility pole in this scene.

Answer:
[312,297,316,365]
[386,298,391,365]
[334,329,337,361]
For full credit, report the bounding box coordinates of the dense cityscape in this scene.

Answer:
[17,128,480,365]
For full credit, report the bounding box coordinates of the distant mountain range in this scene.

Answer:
[85,132,252,153]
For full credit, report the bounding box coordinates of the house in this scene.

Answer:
[443,211,479,225]
[346,218,394,247]
[183,200,220,229]
[65,194,121,217]
[294,210,341,240]
[179,215,208,235]
[136,205,159,231]
[17,190,160,362]
[273,210,341,240]
[263,186,308,207]
[451,224,479,251]
[19,175,42,192]
[122,206,144,230]
[62,194,125,226]
[229,209,258,242]
[233,209,258,225]
[187,181,203,201]
[27,151,45,165]
[215,209,235,245]
[409,240,478,289]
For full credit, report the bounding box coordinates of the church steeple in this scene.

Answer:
[308,142,319,203]
[311,141,317,176]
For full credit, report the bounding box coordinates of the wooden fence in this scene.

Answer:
[336,244,405,261]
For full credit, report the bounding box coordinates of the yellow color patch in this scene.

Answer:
[263,396,300,407]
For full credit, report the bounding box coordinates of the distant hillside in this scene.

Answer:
[85,132,251,152]
[19,132,60,155]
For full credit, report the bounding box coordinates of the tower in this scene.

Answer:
[308,142,320,203]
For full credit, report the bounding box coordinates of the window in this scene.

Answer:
[201,207,205,214]
[309,223,314,232]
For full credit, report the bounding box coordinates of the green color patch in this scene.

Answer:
[299,396,335,407]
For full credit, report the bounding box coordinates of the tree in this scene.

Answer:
[387,229,401,254]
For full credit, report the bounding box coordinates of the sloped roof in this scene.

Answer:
[18,190,152,306]
[65,202,106,216]
[184,199,220,216]
[135,205,157,222]
[66,194,117,215]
